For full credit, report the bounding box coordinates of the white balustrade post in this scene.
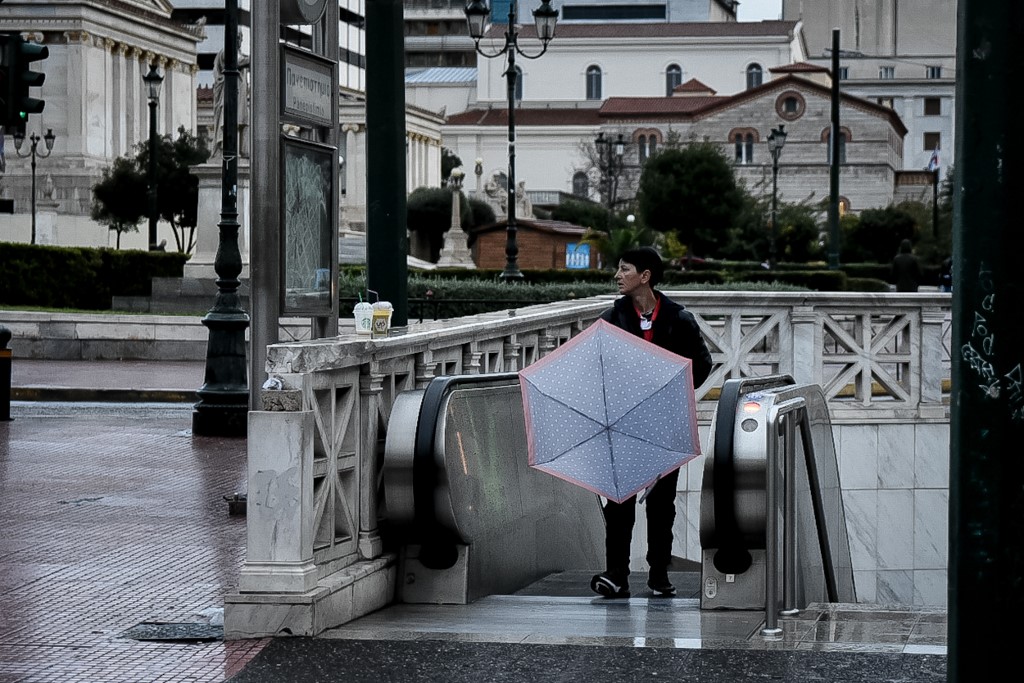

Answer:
[237,410,317,593]
[358,365,385,559]
[920,305,947,418]
[789,305,819,385]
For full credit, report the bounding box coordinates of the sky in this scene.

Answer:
[737,0,784,21]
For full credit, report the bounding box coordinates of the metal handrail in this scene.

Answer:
[762,396,807,636]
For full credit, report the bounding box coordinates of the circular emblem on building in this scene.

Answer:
[775,91,806,121]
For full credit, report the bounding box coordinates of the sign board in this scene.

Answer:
[280,136,336,316]
[566,243,591,270]
[281,45,334,127]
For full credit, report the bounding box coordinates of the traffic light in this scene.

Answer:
[1,33,48,127]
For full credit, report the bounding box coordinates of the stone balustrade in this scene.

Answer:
[224,291,953,638]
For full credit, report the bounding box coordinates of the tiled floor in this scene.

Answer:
[325,573,947,655]
[0,403,266,682]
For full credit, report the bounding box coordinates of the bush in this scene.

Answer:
[0,242,188,309]
[846,277,891,292]
[736,269,849,291]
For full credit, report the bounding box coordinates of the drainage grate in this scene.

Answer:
[121,622,223,642]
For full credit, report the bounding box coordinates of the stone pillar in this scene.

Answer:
[436,186,474,268]
[236,410,317,594]
[789,305,819,385]
[183,160,251,280]
[358,367,384,560]
[919,305,946,418]
[34,176,60,246]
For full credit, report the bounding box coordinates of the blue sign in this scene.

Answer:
[566,243,590,270]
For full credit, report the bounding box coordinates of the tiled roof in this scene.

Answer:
[770,62,831,74]
[472,218,590,237]
[405,67,478,84]
[489,20,798,40]
[447,108,605,126]
[673,78,717,95]
[600,96,724,116]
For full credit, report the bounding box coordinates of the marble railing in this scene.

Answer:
[224,291,952,637]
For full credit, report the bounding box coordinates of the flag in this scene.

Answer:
[927,146,940,172]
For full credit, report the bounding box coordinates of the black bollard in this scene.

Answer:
[0,324,12,422]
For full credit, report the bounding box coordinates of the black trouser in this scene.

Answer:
[602,468,680,576]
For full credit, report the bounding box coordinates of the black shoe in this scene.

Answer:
[647,568,676,597]
[590,572,630,598]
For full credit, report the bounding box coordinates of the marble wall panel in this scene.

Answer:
[876,569,915,604]
[913,570,947,607]
[877,424,916,489]
[843,489,878,572]
[914,424,950,489]
[913,489,948,570]
[876,489,915,570]
[838,425,879,490]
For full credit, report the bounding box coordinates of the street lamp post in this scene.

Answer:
[767,124,787,269]
[12,128,56,245]
[465,0,558,280]
[143,64,164,251]
[594,132,625,231]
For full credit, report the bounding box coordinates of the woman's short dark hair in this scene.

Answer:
[620,247,664,285]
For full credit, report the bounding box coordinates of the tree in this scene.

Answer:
[636,142,744,258]
[441,147,462,186]
[92,127,209,254]
[90,157,147,249]
[406,186,470,261]
[134,127,210,253]
[844,205,918,263]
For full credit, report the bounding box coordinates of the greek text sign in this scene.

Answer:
[281,46,334,127]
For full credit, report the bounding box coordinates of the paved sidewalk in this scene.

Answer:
[0,403,265,682]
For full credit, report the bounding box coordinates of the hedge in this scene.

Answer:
[0,242,189,310]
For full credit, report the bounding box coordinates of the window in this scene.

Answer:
[924,132,941,151]
[586,65,602,100]
[924,97,941,116]
[746,63,763,89]
[638,135,648,162]
[734,134,754,164]
[572,171,589,197]
[876,97,895,109]
[837,66,849,80]
[635,130,660,163]
[827,130,848,164]
[926,65,942,79]
[666,64,682,96]
[775,91,806,121]
[879,66,895,79]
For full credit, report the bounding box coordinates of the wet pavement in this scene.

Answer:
[1,361,947,682]
[0,402,266,682]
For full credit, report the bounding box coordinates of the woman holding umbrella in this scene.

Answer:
[591,247,713,598]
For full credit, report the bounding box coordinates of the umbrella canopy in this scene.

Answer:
[519,319,701,503]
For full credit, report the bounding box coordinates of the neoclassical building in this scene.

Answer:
[0,0,202,249]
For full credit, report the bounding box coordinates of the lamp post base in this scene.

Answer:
[192,401,247,438]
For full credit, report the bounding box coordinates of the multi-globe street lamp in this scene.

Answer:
[767,124,787,269]
[12,128,55,246]
[143,63,164,251]
[464,0,558,280]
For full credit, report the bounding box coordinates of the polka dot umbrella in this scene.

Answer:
[518,319,701,504]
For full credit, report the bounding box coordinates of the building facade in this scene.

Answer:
[0,0,201,250]
[782,0,956,172]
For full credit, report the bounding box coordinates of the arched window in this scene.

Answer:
[638,134,648,162]
[586,65,602,100]
[665,64,682,96]
[634,130,660,163]
[572,171,589,197]
[734,133,755,164]
[514,65,523,102]
[648,137,657,157]
[823,127,850,164]
[746,63,763,89]
[729,128,759,164]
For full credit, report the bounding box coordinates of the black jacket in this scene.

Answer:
[599,291,714,388]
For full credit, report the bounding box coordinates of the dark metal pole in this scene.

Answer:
[932,168,939,237]
[501,3,522,281]
[827,28,841,269]
[769,157,778,269]
[29,138,37,245]
[148,97,158,250]
[366,0,409,324]
[949,1,1024,678]
[193,0,250,438]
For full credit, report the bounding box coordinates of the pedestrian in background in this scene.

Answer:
[590,247,713,599]
[939,256,953,292]
[891,239,922,292]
